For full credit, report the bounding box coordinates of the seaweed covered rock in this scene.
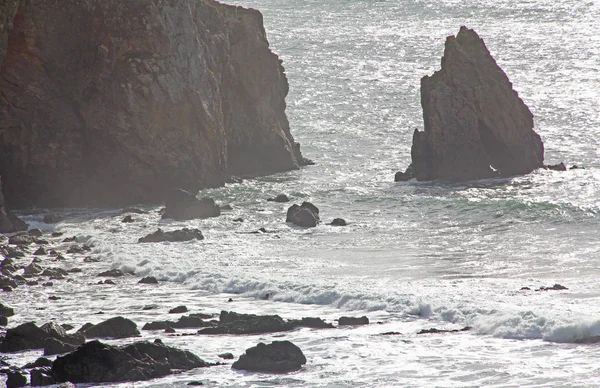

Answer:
[52,340,209,383]
[232,341,306,373]
[397,27,544,182]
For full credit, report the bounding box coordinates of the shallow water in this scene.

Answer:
[3,0,600,386]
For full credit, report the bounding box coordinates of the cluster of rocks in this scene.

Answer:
[284,201,347,228]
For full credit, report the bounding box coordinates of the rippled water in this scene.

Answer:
[3,0,600,386]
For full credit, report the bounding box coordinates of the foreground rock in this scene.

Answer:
[396,27,544,182]
[0,0,308,208]
[52,340,209,383]
[286,202,320,227]
[0,322,84,352]
[232,341,306,373]
[162,189,220,220]
[138,228,204,243]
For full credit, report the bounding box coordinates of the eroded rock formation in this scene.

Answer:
[0,0,308,208]
[397,27,544,182]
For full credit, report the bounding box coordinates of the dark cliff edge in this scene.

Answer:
[0,0,309,208]
[396,27,544,182]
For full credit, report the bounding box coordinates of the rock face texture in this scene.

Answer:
[399,27,544,181]
[0,0,308,208]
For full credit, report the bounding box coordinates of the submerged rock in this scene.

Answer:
[286,202,320,227]
[43,213,64,224]
[138,228,204,243]
[397,27,544,182]
[232,341,306,373]
[52,340,209,383]
[267,194,290,203]
[138,276,158,284]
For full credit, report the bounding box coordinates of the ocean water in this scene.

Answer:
[3,0,600,386]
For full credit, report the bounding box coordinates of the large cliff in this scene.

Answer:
[396,27,544,182]
[0,0,308,208]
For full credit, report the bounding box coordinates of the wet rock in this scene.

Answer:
[267,194,290,203]
[401,27,544,182]
[1,246,24,258]
[62,236,77,243]
[138,276,158,284]
[417,326,471,334]
[28,228,43,237]
[218,352,234,360]
[0,302,14,317]
[233,217,244,222]
[0,322,84,352]
[8,234,33,245]
[169,305,188,314]
[536,284,568,291]
[23,262,43,276]
[48,296,61,301]
[329,218,347,226]
[162,189,221,220]
[83,256,100,263]
[51,232,64,237]
[30,367,56,386]
[82,316,140,339]
[286,202,320,227]
[122,215,135,223]
[97,269,125,277]
[232,341,306,373]
[570,165,584,170]
[6,369,27,388]
[0,316,7,326]
[545,162,567,171]
[44,337,78,355]
[188,381,205,386]
[42,281,53,287]
[41,268,68,277]
[164,327,176,333]
[44,213,64,224]
[61,324,74,331]
[52,340,209,383]
[338,316,369,326]
[394,167,414,182]
[198,311,287,335]
[33,246,47,255]
[98,279,115,285]
[23,357,53,369]
[138,228,204,243]
[143,314,214,330]
[66,268,82,274]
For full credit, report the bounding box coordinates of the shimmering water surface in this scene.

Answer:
[3,0,600,386]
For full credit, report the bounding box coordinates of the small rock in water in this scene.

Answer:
[138,228,204,243]
[220,204,233,211]
[97,269,125,277]
[338,316,369,326]
[121,215,134,223]
[545,162,567,171]
[169,305,188,314]
[62,236,77,243]
[267,193,290,203]
[286,202,320,227]
[81,316,140,339]
[417,326,471,334]
[51,232,64,237]
[218,352,234,360]
[6,369,27,388]
[329,218,347,226]
[138,276,158,284]
[536,283,568,291]
[33,246,47,255]
[122,207,148,214]
[48,296,61,300]
[233,218,244,222]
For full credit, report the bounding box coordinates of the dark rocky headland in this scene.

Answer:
[396,26,545,182]
[0,0,310,209]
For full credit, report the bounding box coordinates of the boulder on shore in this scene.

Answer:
[286,202,320,227]
[52,340,209,383]
[138,228,204,243]
[232,341,306,373]
[396,27,544,182]
[162,189,220,220]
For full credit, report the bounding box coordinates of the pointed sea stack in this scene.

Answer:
[397,27,544,182]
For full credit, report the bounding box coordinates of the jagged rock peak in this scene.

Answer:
[397,26,544,182]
